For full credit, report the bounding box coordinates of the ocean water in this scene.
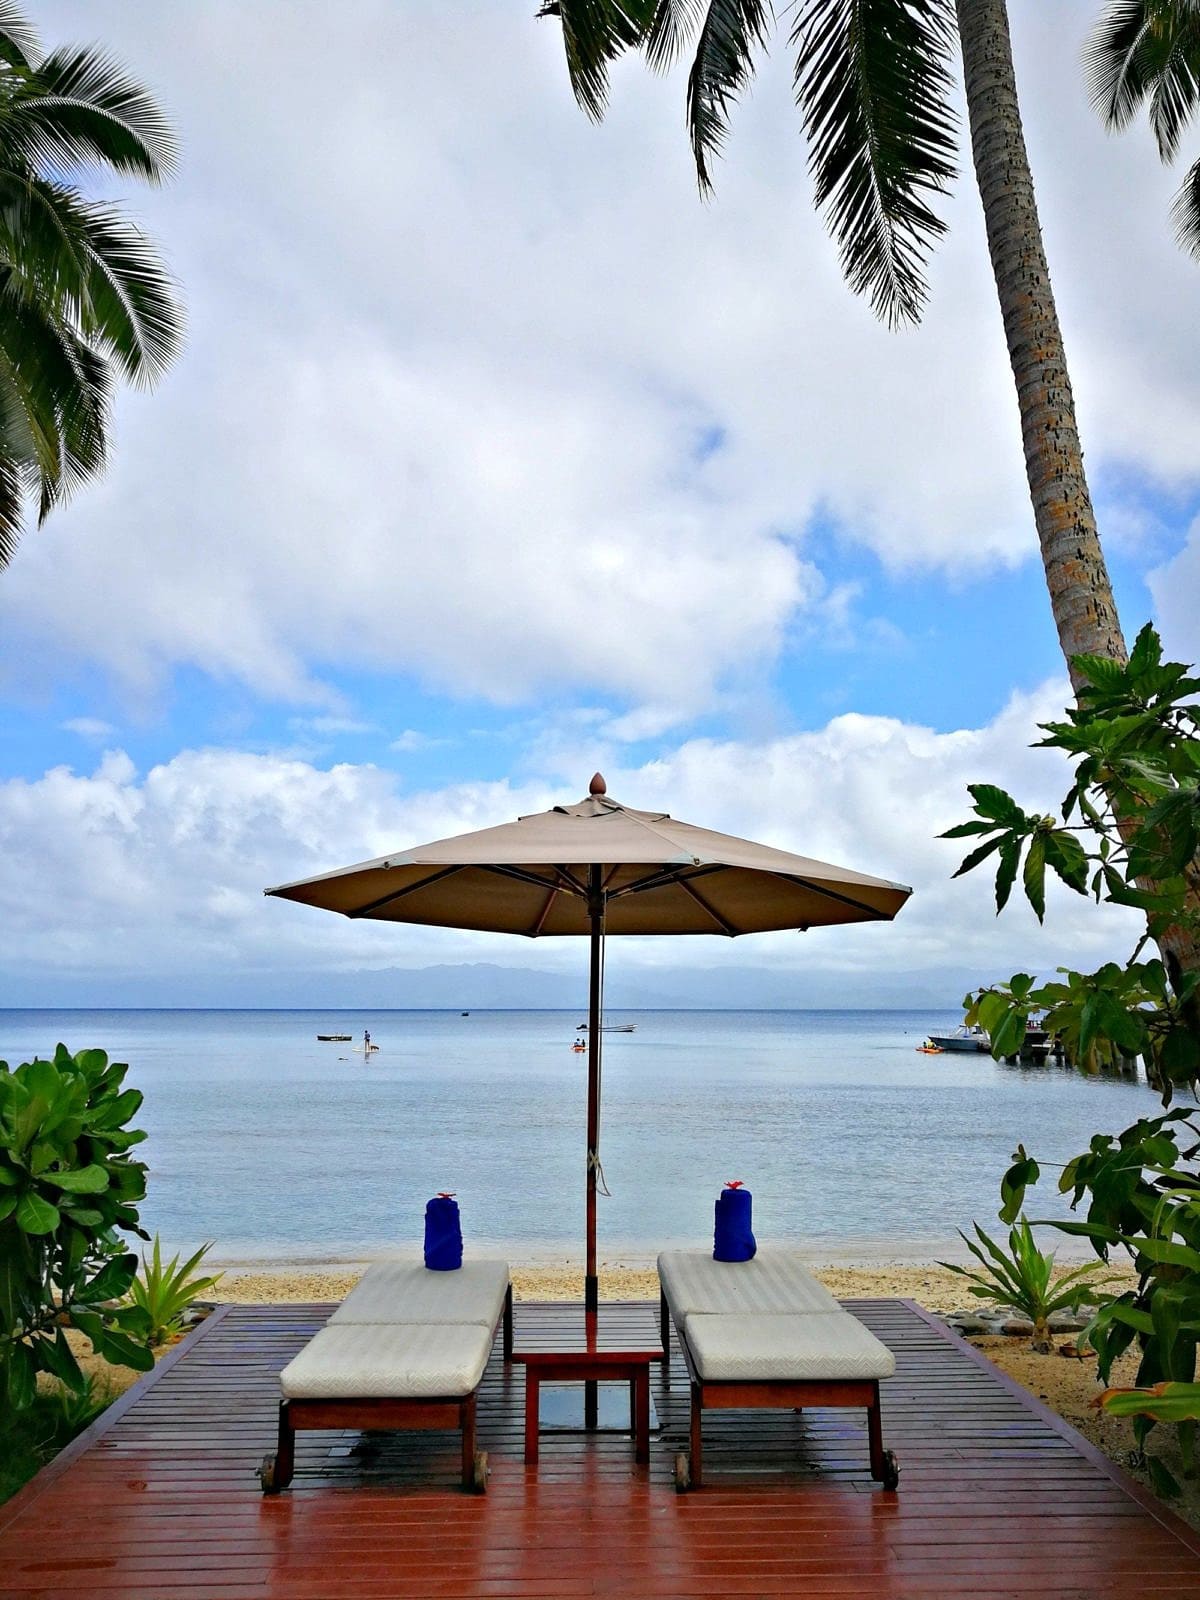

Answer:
[0,1008,1160,1266]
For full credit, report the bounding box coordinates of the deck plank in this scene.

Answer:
[3,1297,1200,1599]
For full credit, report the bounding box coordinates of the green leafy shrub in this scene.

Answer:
[127,1236,222,1346]
[945,626,1200,1492]
[939,1218,1114,1352]
[0,1045,154,1411]
[1000,1110,1200,1495]
[945,624,1200,1095]
[0,1375,117,1503]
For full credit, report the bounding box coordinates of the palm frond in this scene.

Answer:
[1085,0,1200,160]
[644,0,708,71]
[538,0,658,120]
[0,0,38,72]
[8,44,179,182]
[1171,151,1200,257]
[792,0,957,326]
[0,447,25,569]
[0,168,99,320]
[76,204,183,383]
[685,1,773,193]
[1085,1,1156,132]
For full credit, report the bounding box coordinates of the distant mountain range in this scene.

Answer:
[4,961,991,1011]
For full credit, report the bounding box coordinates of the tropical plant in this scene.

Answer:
[0,1372,116,1504]
[939,1217,1114,1351]
[0,1,182,570]
[126,1236,221,1346]
[947,624,1200,1094]
[0,1045,154,1412]
[1086,0,1200,262]
[999,1109,1200,1495]
[539,0,1130,692]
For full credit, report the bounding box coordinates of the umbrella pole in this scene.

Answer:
[585,866,602,1317]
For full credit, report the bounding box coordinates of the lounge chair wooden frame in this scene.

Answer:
[660,1290,898,1492]
[261,1283,513,1495]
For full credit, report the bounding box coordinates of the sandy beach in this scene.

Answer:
[214,1259,979,1312]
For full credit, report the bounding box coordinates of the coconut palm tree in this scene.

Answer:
[542,2,1200,994]
[1085,0,1200,261]
[0,1,182,571]
[539,0,1127,685]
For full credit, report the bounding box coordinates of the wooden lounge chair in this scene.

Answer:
[657,1249,898,1492]
[260,1259,513,1494]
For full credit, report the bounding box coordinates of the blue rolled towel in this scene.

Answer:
[424,1192,463,1271]
[713,1181,756,1262]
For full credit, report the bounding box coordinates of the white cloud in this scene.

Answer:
[1147,519,1200,665]
[0,685,1140,999]
[61,718,117,741]
[2,1,1195,730]
[390,729,451,753]
[288,716,379,737]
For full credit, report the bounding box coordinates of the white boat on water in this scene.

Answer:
[924,1024,990,1053]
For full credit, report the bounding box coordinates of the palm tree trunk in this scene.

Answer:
[956,0,1200,1018]
[955,0,1126,685]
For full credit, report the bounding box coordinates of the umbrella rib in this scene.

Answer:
[479,863,587,897]
[674,874,738,936]
[767,871,892,921]
[609,862,724,900]
[346,863,467,917]
[531,883,559,936]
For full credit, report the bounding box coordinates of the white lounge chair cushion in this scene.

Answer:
[657,1249,840,1317]
[328,1258,509,1328]
[683,1310,896,1383]
[281,1323,492,1400]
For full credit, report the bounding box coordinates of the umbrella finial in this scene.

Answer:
[589,772,606,796]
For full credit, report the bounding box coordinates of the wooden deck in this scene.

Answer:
[4,1298,1200,1599]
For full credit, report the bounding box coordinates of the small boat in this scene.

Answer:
[924,1024,990,1053]
[576,1023,637,1033]
[317,1034,352,1042]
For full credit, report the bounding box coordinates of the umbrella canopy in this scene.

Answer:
[266,775,911,1308]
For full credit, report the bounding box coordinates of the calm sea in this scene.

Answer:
[0,1009,1160,1266]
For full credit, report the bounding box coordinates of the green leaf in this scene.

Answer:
[93,1325,153,1371]
[34,1327,86,1394]
[16,1190,60,1234]
[1022,833,1046,922]
[951,833,1004,879]
[940,819,995,839]
[1043,829,1090,894]
[1148,1453,1183,1499]
[995,837,1020,914]
[1000,1148,1040,1225]
[5,1340,36,1409]
[83,1252,137,1303]
[967,783,1026,826]
[1124,1235,1200,1273]
[1103,1383,1200,1426]
[42,1163,108,1194]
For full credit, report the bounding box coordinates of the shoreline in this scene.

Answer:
[211,1259,1102,1314]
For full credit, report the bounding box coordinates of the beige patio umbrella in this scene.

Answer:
[266,774,911,1311]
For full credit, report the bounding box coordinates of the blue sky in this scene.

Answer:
[0,2,1197,1005]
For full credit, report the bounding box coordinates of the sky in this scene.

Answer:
[1,1,1198,1009]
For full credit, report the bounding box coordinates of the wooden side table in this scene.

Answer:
[512,1305,664,1466]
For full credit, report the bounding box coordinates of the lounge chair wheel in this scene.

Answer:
[259,1453,279,1493]
[881,1450,899,1491]
[472,1450,489,1493]
[674,1451,691,1493]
